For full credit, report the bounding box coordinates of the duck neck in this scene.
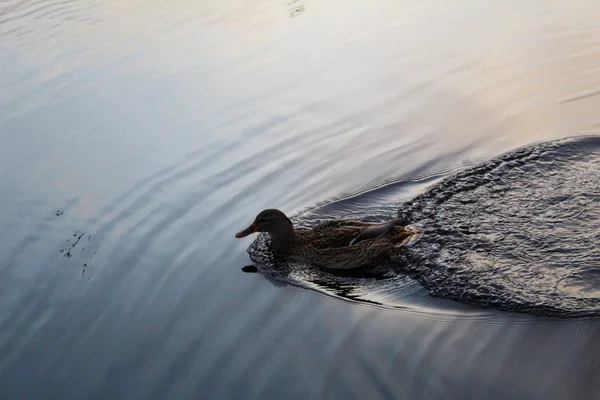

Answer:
[269,225,298,253]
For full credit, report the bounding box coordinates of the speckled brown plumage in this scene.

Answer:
[235,209,420,270]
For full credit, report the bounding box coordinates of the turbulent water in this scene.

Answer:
[402,136,600,316]
[247,136,600,317]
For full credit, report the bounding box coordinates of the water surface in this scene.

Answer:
[1,0,600,398]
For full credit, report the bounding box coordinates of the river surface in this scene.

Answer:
[1,0,600,399]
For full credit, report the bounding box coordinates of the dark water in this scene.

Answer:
[402,136,600,316]
[2,0,600,399]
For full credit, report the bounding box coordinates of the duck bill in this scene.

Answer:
[235,223,257,238]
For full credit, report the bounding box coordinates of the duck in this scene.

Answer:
[235,209,420,270]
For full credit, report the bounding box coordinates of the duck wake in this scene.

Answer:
[397,135,600,316]
[247,136,600,317]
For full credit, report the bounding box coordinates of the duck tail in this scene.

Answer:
[400,225,423,247]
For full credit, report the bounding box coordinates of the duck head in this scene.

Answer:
[235,209,294,238]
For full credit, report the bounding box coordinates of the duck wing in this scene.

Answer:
[303,240,393,270]
[349,218,405,246]
[303,220,371,248]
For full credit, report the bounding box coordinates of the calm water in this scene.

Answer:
[1,0,600,399]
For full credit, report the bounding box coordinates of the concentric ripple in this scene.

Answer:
[247,136,600,317]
